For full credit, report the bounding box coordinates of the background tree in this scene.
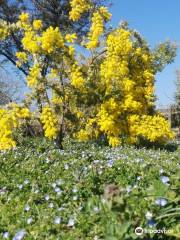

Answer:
[175,69,180,108]
[0,64,20,105]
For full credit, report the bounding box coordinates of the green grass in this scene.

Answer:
[0,138,179,239]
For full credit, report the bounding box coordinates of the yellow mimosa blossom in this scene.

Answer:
[69,0,90,21]
[40,107,58,139]
[41,27,64,53]
[33,20,43,30]
[71,64,85,88]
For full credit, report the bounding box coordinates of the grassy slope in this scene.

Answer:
[0,138,179,240]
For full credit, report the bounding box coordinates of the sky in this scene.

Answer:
[110,0,180,107]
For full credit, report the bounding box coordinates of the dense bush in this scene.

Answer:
[0,138,179,239]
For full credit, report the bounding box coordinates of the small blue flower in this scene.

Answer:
[147,219,156,228]
[155,198,167,207]
[24,204,30,212]
[160,176,170,185]
[2,232,9,239]
[13,229,26,240]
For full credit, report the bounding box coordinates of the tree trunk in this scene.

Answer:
[55,124,64,149]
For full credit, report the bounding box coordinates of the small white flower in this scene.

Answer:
[18,184,23,190]
[24,180,29,185]
[45,195,50,201]
[137,176,141,181]
[64,164,69,170]
[67,218,75,227]
[24,204,30,212]
[73,196,78,201]
[13,229,26,240]
[56,179,63,185]
[72,187,78,193]
[145,211,153,220]
[52,183,56,188]
[34,189,39,194]
[54,216,61,224]
[49,202,54,208]
[98,170,103,175]
[55,187,61,193]
[93,206,99,213]
[126,186,132,193]
[2,232,9,239]
[58,207,65,211]
[27,217,33,224]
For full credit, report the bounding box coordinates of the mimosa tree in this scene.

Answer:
[0,0,175,150]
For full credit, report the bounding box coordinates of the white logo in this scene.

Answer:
[135,227,144,236]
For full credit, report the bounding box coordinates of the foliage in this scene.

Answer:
[0,138,179,239]
[0,1,175,150]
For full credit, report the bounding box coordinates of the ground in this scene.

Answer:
[0,138,179,239]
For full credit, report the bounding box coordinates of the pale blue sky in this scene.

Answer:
[110,0,180,107]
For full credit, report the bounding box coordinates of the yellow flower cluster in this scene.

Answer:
[19,12,29,23]
[86,7,111,49]
[0,105,30,150]
[78,28,174,147]
[21,24,64,54]
[69,0,90,21]
[100,29,132,92]
[65,33,77,43]
[71,64,85,88]
[22,31,40,53]
[33,20,43,30]
[16,51,28,67]
[27,64,41,87]
[17,12,30,30]
[136,115,174,143]
[127,114,174,143]
[0,20,10,40]
[41,27,64,54]
[40,107,58,139]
